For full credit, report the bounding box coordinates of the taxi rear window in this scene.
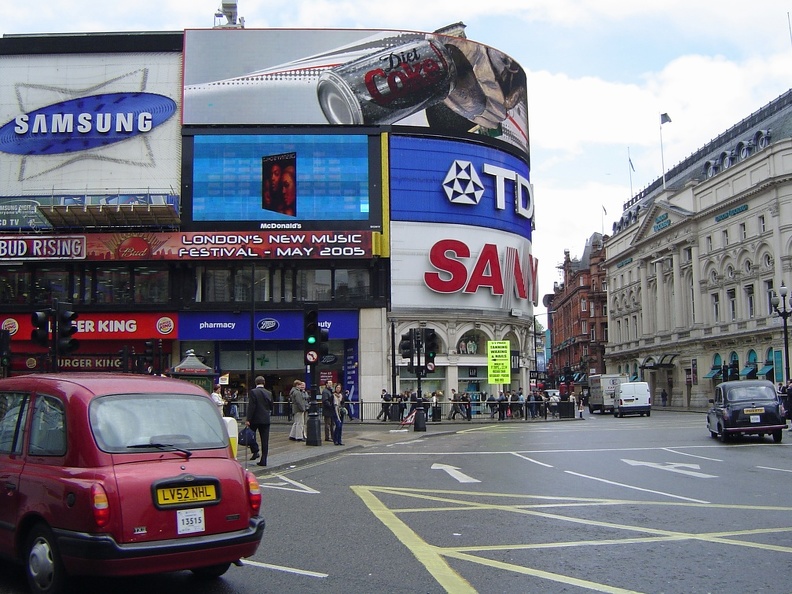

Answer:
[89,393,227,453]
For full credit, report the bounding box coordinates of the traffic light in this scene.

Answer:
[118,346,130,373]
[424,329,439,366]
[143,340,156,374]
[55,302,79,356]
[0,329,10,368]
[31,310,51,347]
[399,329,415,372]
[304,307,329,365]
[399,329,415,359]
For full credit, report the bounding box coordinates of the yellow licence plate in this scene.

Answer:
[156,484,217,506]
[743,407,765,415]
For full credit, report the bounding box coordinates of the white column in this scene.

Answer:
[672,248,683,329]
[639,260,650,336]
[690,243,702,324]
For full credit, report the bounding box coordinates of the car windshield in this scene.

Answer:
[89,392,227,453]
[725,385,777,403]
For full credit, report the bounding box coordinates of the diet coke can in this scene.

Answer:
[317,37,456,125]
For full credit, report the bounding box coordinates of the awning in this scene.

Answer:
[39,203,181,229]
[703,368,721,379]
[739,365,757,377]
[757,364,774,376]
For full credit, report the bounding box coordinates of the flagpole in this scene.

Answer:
[660,113,671,189]
[628,146,634,198]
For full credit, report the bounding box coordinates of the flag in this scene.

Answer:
[628,157,635,172]
[602,205,607,215]
[660,113,672,125]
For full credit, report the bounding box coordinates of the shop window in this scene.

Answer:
[96,266,132,304]
[0,267,30,304]
[203,267,231,303]
[134,267,169,304]
[32,267,71,304]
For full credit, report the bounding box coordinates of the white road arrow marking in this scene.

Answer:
[431,463,481,483]
[259,474,320,493]
[622,459,717,478]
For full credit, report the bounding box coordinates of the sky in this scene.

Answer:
[4,1,792,315]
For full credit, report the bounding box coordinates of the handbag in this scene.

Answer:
[238,426,256,446]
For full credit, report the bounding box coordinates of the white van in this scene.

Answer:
[613,382,652,417]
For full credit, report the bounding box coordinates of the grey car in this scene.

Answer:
[707,380,787,443]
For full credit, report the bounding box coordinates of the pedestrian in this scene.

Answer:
[497,391,507,421]
[245,375,272,467]
[529,391,537,419]
[487,393,497,418]
[448,389,462,420]
[578,396,585,419]
[333,383,345,445]
[661,388,668,407]
[377,388,392,421]
[461,392,472,420]
[210,384,224,412]
[288,379,308,441]
[321,380,335,442]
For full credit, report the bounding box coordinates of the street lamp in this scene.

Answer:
[771,282,791,385]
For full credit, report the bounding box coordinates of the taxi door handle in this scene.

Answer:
[4,481,16,491]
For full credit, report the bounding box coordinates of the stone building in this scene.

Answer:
[603,90,792,407]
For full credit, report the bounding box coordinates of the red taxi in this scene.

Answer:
[0,373,264,594]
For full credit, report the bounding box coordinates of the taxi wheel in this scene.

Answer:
[773,430,783,443]
[25,523,66,594]
[719,427,730,443]
[191,562,231,579]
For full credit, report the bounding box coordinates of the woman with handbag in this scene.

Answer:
[333,385,345,445]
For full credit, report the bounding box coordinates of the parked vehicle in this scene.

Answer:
[613,382,652,417]
[588,374,628,414]
[0,373,265,594]
[706,379,787,443]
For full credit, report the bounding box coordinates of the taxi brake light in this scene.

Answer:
[91,483,110,527]
[246,471,262,515]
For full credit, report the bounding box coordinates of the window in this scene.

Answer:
[706,236,713,251]
[581,320,588,334]
[722,229,729,246]
[727,288,736,321]
[684,247,692,262]
[590,328,596,340]
[0,392,28,454]
[29,395,66,456]
[134,267,169,304]
[745,285,755,318]
[759,215,766,233]
[581,299,587,312]
[739,223,747,240]
[96,266,132,304]
[766,280,775,315]
[712,293,720,323]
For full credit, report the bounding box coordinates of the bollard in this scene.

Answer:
[305,401,322,446]
[414,405,426,432]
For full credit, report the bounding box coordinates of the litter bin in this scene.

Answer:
[432,405,442,422]
[558,401,575,419]
[389,403,401,421]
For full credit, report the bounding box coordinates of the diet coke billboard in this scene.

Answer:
[183,27,528,156]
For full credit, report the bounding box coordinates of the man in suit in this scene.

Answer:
[245,375,273,467]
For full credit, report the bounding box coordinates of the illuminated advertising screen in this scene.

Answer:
[183,28,529,157]
[389,135,532,240]
[183,132,381,231]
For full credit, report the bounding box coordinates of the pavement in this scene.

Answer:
[232,406,711,473]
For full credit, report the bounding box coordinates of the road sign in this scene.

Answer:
[305,350,318,363]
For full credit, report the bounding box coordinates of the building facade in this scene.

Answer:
[545,234,608,394]
[603,91,792,407]
[0,26,538,407]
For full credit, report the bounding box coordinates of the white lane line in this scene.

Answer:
[565,470,710,503]
[662,448,722,462]
[757,465,792,473]
[242,559,328,577]
[512,452,554,468]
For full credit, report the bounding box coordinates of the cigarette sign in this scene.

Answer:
[487,340,511,384]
